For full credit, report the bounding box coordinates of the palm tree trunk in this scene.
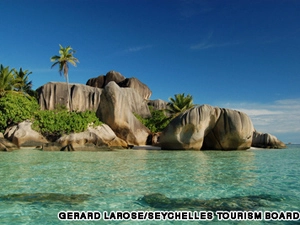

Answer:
[65,74,72,111]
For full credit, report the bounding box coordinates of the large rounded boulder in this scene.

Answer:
[86,71,152,100]
[4,121,48,148]
[97,81,151,146]
[252,131,286,149]
[160,105,221,150]
[203,108,255,150]
[160,105,255,150]
[54,124,128,151]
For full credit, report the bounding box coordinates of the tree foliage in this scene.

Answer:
[13,68,34,95]
[0,64,35,97]
[0,64,14,96]
[51,44,79,111]
[0,92,40,132]
[32,109,102,140]
[0,91,102,138]
[166,93,194,119]
[135,107,170,133]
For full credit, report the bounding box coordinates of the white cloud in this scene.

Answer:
[190,30,240,50]
[190,41,240,50]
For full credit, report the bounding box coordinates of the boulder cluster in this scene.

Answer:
[0,70,286,151]
[159,105,285,150]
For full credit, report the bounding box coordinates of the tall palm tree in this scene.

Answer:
[50,44,79,111]
[13,68,33,95]
[0,64,14,97]
[166,93,194,119]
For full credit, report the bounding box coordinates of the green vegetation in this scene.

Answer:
[13,68,35,96]
[0,60,195,140]
[0,92,39,132]
[0,64,36,97]
[166,93,194,119]
[136,94,195,133]
[33,109,102,140]
[0,91,102,139]
[135,107,171,133]
[0,64,14,96]
[0,61,100,141]
[51,45,79,111]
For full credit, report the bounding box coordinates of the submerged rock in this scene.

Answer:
[0,193,91,204]
[139,193,283,211]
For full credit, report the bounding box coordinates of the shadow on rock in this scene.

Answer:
[138,193,284,211]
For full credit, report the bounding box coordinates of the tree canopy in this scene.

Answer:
[50,44,79,111]
[0,64,34,97]
[0,64,14,96]
[50,44,79,79]
[166,93,195,119]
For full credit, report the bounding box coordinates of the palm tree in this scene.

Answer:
[0,64,14,97]
[13,68,33,95]
[50,44,79,111]
[166,93,194,119]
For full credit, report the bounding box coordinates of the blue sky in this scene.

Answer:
[1,0,299,143]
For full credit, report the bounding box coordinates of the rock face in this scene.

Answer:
[86,75,105,88]
[4,121,48,147]
[86,70,152,100]
[252,131,286,149]
[0,137,18,151]
[160,105,221,150]
[160,105,255,150]
[97,81,151,145]
[203,108,255,150]
[118,77,152,100]
[147,99,168,110]
[37,82,102,111]
[53,124,128,151]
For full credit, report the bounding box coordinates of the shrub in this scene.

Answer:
[136,107,170,133]
[0,92,39,132]
[32,109,102,140]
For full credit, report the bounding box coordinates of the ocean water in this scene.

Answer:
[0,145,299,224]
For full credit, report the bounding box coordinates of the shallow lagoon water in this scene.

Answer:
[0,145,299,224]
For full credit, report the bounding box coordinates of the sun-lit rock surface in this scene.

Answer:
[4,121,48,148]
[97,81,151,145]
[252,131,286,149]
[37,82,102,111]
[160,105,255,150]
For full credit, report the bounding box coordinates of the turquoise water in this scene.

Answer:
[0,145,299,224]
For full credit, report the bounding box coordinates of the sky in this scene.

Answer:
[1,0,299,143]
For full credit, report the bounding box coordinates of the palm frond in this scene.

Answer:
[166,93,195,120]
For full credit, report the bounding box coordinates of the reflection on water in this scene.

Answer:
[0,146,299,224]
